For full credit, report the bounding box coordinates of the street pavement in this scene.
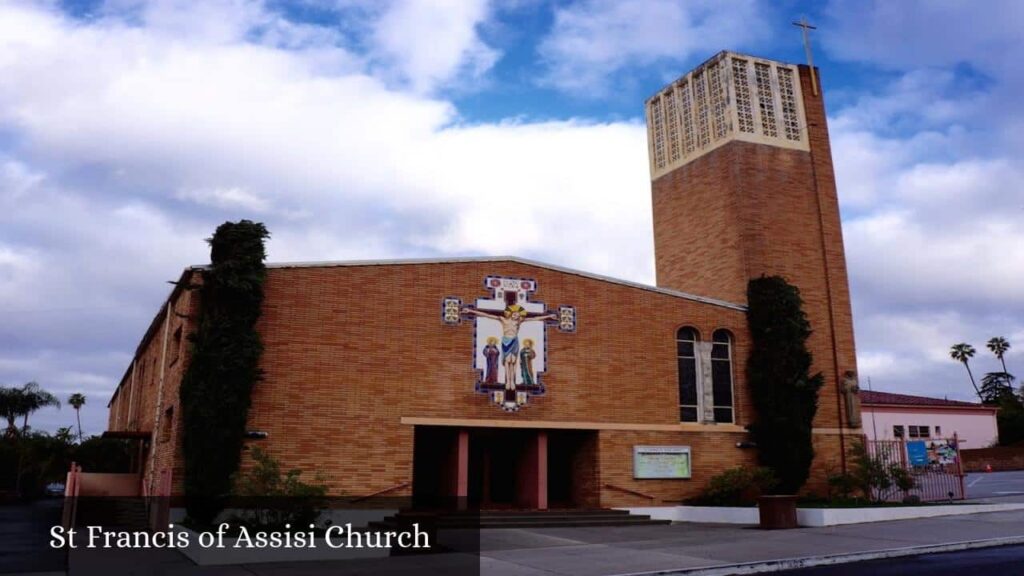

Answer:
[6,487,1024,576]
[773,544,1024,575]
[0,499,65,575]
[48,507,1024,576]
[475,509,1024,576]
[966,470,1024,500]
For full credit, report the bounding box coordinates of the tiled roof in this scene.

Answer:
[861,390,991,409]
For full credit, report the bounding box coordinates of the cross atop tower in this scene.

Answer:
[792,17,819,96]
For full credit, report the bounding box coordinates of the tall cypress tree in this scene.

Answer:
[180,220,269,524]
[746,276,823,494]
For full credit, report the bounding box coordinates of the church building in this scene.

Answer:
[106,50,862,510]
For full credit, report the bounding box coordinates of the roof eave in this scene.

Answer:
[863,403,998,412]
[190,255,748,311]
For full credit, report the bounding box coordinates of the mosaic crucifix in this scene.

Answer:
[442,276,576,412]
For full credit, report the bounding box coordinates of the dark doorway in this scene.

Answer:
[412,426,599,510]
[412,426,461,509]
[468,428,531,508]
[548,430,598,508]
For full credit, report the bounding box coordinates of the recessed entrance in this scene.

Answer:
[412,426,598,510]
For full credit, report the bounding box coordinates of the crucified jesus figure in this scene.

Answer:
[462,304,555,390]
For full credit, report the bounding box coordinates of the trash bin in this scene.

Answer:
[757,495,798,529]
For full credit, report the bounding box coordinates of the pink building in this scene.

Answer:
[861,390,999,449]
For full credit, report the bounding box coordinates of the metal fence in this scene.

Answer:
[866,435,965,502]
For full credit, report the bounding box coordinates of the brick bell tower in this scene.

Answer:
[646,51,859,474]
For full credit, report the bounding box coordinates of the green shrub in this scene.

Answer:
[180,220,270,525]
[849,440,916,502]
[230,447,328,530]
[692,466,778,506]
[746,276,824,494]
[995,393,1024,445]
[825,468,858,501]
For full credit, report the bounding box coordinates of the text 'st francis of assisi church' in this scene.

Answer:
[106,50,862,511]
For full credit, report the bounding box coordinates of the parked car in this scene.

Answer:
[45,482,66,497]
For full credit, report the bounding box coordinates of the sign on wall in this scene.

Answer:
[906,441,928,467]
[928,440,959,465]
[442,276,575,412]
[634,446,692,479]
[907,439,959,468]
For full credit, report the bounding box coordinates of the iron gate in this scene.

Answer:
[865,435,966,502]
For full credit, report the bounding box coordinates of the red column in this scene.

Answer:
[537,431,548,510]
[517,431,548,510]
[456,429,469,510]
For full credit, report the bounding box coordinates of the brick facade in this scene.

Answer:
[108,260,763,506]
[107,271,196,497]
[962,447,1024,472]
[107,55,861,508]
[651,63,861,489]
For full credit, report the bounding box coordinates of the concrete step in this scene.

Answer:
[478,509,632,517]
[396,508,631,518]
[73,499,149,530]
[371,508,671,530]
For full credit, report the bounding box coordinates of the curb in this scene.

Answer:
[611,535,1024,576]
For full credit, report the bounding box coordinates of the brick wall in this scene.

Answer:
[110,260,767,506]
[962,447,1024,472]
[650,64,859,477]
[243,260,753,504]
[570,432,600,507]
[106,65,862,507]
[599,430,758,506]
[106,271,197,497]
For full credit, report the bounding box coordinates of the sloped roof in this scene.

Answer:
[194,255,748,311]
[861,390,994,409]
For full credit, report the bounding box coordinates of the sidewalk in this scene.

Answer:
[42,507,1024,576]
[477,508,1024,576]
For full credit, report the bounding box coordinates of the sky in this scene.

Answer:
[2,0,1023,437]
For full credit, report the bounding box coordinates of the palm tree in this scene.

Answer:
[18,382,60,433]
[950,343,981,399]
[987,337,1011,374]
[0,385,22,437]
[68,393,86,441]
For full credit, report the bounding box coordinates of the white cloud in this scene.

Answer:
[0,158,45,199]
[176,187,272,212]
[823,1,1024,402]
[3,0,1023,436]
[370,0,499,92]
[537,0,768,94]
[824,0,1024,77]
[0,1,654,435]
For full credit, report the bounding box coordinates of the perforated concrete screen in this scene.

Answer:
[645,51,810,179]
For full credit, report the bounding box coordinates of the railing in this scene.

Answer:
[603,483,657,501]
[349,481,412,503]
[866,435,965,502]
[62,462,82,529]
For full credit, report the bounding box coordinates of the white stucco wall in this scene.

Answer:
[862,406,999,448]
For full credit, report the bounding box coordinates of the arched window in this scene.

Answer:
[711,329,735,423]
[677,327,700,422]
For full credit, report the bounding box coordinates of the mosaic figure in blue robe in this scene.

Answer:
[519,339,536,386]
[462,303,555,391]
